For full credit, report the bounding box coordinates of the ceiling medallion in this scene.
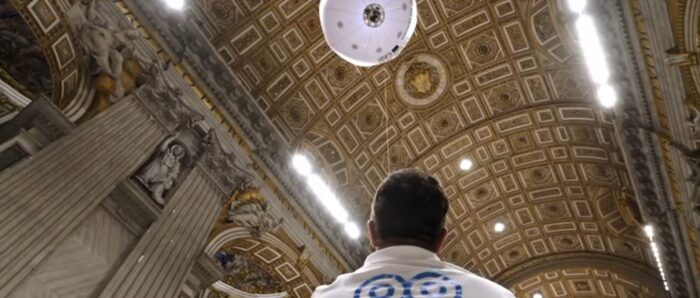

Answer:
[205,0,236,27]
[319,0,418,67]
[395,54,447,107]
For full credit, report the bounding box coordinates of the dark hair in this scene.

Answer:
[371,169,448,247]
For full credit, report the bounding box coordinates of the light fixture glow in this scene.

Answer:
[163,0,184,9]
[493,222,506,233]
[575,16,610,85]
[293,154,357,239]
[307,174,351,223]
[532,293,543,298]
[292,154,313,176]
[459,158,474,171]
[566,0,587,13]
[307,174,333,198]
[322,193,350,223]
[644,224,670,291]
[597,84,617,108]
[644,224,655,238]
[344,222,361,239]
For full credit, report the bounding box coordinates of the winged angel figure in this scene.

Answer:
[66,0,152,101]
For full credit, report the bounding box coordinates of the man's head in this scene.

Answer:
[368,169,449,253]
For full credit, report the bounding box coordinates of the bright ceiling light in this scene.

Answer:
[493,222,506,233]
[319,0,418,66]
[307,174,350,223]
[532,293,543,298]
[644,224,655,238]
[344,222,361,239]
[307,174,334,201]
[163,0,184,10]
[575,15,609,84]
[597,84,617,108]
[292,154,313,176]
[294,154,356,239]
[321,193,350,223]
[459,158,474,171]
[644,224,670,291]
[566,0,587,13]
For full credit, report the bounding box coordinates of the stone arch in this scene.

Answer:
[204,227,318,298]
[1,0,93,120]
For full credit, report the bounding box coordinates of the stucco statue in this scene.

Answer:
[136,135,186,206]
[67,0,151,101]
[226,199,283,238]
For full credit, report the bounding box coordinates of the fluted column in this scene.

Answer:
[0,96,164,296]
[100,166,224,297]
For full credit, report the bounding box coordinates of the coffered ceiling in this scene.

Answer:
[510,267,661,297]
[187,0,665,292]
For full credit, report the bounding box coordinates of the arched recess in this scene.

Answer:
[203,227,320,298]
[494,252,667,297]
[299,128,374,224]
[1,0,93,121]
[683,0,700,95]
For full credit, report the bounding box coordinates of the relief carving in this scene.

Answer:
[665,46,698,67]
[139,61,204,129]
[200,131,256,196]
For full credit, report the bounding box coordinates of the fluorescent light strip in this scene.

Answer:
[567,0,618,108]
[163,0,185,9]
[644,225,670,291]
[292,154,359,239]
[567,0,587,14]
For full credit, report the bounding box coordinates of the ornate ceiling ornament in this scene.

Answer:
[395,54,447,107]
[203,0,239,28]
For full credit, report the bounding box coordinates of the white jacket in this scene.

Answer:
[312,245,515,298]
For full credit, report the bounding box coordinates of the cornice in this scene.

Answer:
[593,0,698,295]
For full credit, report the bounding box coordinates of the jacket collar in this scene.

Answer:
[364,245,441,266]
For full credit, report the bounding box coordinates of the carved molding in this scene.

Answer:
[593,0,698,295]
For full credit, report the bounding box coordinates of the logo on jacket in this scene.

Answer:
[353,271,463,298]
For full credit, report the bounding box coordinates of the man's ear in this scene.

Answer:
[367,220,378,249]
[433,227,448,253]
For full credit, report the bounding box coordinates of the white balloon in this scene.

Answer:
[320,0,418,67]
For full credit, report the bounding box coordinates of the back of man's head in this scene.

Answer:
[370,169,449,251]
